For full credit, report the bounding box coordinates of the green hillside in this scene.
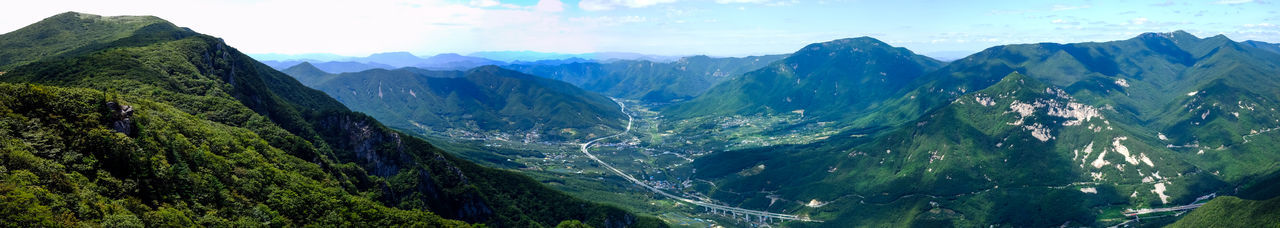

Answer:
[0,12,664,227]
[686,73,1203,226]
[0,12,170,71]
[506,54,786,102]
[650,37,944,150]
[0,83,466,227]
[665,37,943,120]
[672,32,1280,227]
[279,61,332,85]
[1243,40,1280,54]
[1167,195,1280,227]
[284,64,627,142]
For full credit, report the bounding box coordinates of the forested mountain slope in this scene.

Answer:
[676,32,1280,227]
[285,64,627,142]
[0,11,664,227]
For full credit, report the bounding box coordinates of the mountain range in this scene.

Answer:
[279,62,627,144]
[506,54,788,102]
[0,12,663,227]
[670,31,1280,226]
[259,52,504,73]
[3,10,1279,228]
[254,51,686,74]
[665,37,944,122]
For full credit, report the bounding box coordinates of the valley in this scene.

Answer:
[3,2,1279,227]
[327,33,1280,227]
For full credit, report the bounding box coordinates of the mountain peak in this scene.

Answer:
[1136,30,1199,41]
[465,64,510,74]
[0,11,177,70]
[994,71,1037,87]
[355,51,425,67]
[49,11,165,24]
[366,51,420,58]
[284,61,325,73]
[431,53,465,58]
[281,62,333,85]
[808,37,889,49]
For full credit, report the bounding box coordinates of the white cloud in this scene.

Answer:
[1051,4,1091,11]
[577,0,678,11]
[1131,17,1149,25]
[1245,23,1276,28]
[533,0,564,12]
[765,0,798,6]
[568,15,648,27]
[1051,19,1080,26]
[715,0,769,3]
[470,0,500,7]
[1215,0,1253,4]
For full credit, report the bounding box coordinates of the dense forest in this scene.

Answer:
[0,11,665,227]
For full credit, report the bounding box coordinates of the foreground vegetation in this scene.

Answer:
[0,11,665,227]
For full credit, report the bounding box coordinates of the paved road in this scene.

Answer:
[578,99,820,223]
[1123,203,1206,217]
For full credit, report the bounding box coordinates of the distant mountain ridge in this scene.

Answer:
[506,54,788,102]
[0,11,664,227]
[665,37,945,123]
[669,31,1280,227]
[254,51,690,73]
[280,63,627,143]
[468,51,683,63]
[1243,40,1280,55]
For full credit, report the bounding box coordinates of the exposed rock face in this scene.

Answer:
[317,113,494,222]
[604,214,639,228]
[106,101,135,136]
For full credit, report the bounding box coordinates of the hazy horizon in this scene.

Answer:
[5,0,1278,58]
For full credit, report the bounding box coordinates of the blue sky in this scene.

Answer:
[3,0,1278,58]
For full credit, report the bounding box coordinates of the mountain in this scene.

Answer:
[280,61,332,85]
[924,50,977,61]
[283,63,627,143]
[510,57,597,65]
[664,37,944,124]
[415,53,506,70]
[469,51,682,63]
[263,60,394,73]
[0,12,664,227]
[687,73,1192,226]
[313,61,396,73]
[1169,195,1280,227]
[1243,40,1280,55]
[506,54,787,102]
[467,51,581,62]
[260,59,305,69]
[673,31,1280,226]
[248,52,349,62]
[587,52,683,62]
[259,52,505,72]
[0,13,171,71]
[356,51,427,68]
[254,52,428,70]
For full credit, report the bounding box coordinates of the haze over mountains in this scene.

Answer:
[253,51,687,74]
[3,9,1280,228]
[281,62,627,143]
[671,31,1280,226]
[0,12,663,227]
[279,29,1280,227]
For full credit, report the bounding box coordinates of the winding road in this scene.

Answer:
[577,99,820,223]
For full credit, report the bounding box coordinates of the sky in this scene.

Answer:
[3,0,1278,59]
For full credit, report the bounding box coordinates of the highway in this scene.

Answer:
[1122,203,1206,217]
[577,99,821,223]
